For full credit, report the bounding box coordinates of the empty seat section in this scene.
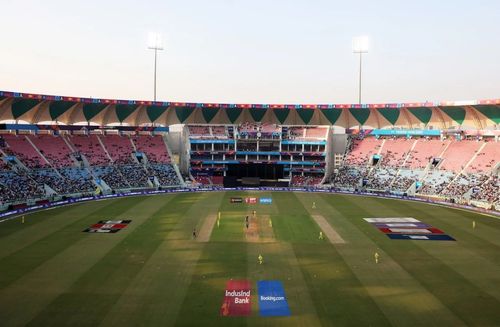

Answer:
[28,134,74,168]
[1,134,48,168]
[101,135,135,164]
[69,135,110,166]
[132,135,170,163]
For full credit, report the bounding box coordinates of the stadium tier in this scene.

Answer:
[0,90,499,211]
[0,130,182,208]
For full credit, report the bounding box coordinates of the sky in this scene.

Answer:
[1,0,499,104]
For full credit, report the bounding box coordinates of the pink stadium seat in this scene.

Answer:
[345,137,382,166]
[211,126,227,136]
[2,134,49,168]
[101,135,135,164]
[439,140,482,172]
[466,141,500,173]
[132,135,171,163]
[379,138,414,167]
[69,134,111,166]
[404,139,449,168]
[195,175,211,185]
[210,175,224,185]
[305,127,328,139]
[188,126,210,135]
[28,134,74,168]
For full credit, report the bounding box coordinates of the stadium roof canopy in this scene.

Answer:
[0,90,499,129]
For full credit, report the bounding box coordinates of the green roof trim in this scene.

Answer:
[474,105,500,124]
[320,109,343,125]
[408,107,433,124]
[297,109,315,125]
[349,108,370,125]
[273,108,290,124]
[83,103,108,121]
[175,106,195,123]
[11,99,40,119]
[202,107,219,123]
[115,104,138,122]
[146,105,167,122]
[377,108,400,125]
[49,101,75,120]
[440,106,466,125]
[225,108,242,123]
[249,108,267,122]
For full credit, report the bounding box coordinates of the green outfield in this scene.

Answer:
[1,191,500,326]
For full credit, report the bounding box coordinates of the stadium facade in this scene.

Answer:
[0,90,499,213]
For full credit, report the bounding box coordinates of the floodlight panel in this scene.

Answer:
[148,32,164,49]
[352,36,369,53]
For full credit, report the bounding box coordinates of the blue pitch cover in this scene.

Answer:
[257,280,291,316]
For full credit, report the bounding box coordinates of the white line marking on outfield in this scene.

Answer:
[312,215,346,244]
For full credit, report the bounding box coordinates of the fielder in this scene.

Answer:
[258,254,263,265]
[374,252,380,264]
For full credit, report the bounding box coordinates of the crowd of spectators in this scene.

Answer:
[93,166,130,189]
[418,171,454,195]
[31,168,95,194]
[211,126,227,137]
[70,135,111,166]
[291,174,323,186]
[59,168,96,193]
[391,170,422,192]
[330,167,364,187]
[238,123,280,139]
[118,165,151,188]
[0,171,45,204]
[471,175,499,203]
[148,164,181,186]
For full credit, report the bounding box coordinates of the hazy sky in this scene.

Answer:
[1,0,499,104]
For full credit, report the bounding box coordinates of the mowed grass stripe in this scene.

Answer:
[0,201,112,259]
[174,242,248,326]
[292,243,392,326]
[289,193,392,326]
[100,192,226,327]
[0,195,171,327]
[25,193,203,327]
[175,191,257,326]
[0,197,147,290]
[173,192,249,325]
[371,197,500,264]
[246,242,323,327]
[272,192,323,243]
[339,195,500,326]
[302,193,466,326]
[209,191,266,242]
[209,192,246,242]
[246,192,322,326]
[373,198,500,302]
[0,204,77,238]
[400,199,500,251]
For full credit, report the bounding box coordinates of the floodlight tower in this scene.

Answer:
[148,32,164,102]
[352,36,369,105]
